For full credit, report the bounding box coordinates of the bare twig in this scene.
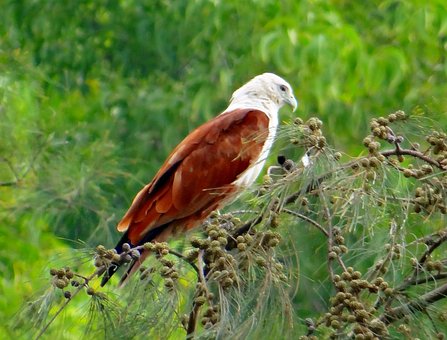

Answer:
[319,192,347,281]
[282,208,329,237]
[397,231,447,292]
[416,232,447,269]
[168,249,200,274]
[381,148,444,170]
[396,272,447,291]
[366,221,400,282]
[186,250,210,338]
[380,282,447,325]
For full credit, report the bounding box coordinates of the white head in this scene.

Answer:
[227,73,298,114]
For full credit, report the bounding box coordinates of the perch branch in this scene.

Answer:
[381,148,444,170]
[380,282,447,325]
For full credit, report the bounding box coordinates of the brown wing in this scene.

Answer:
[117,109,270,245]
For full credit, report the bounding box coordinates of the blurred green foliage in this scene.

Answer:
[0,0,446,338]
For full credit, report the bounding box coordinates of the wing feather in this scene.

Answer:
[119,109,270,245]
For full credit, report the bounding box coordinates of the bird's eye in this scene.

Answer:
[279,85,287,92]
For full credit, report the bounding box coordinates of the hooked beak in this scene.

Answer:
[286,95,298,112]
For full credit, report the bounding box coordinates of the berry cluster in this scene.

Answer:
[323,269,389,339]
[292,117,326,150]
[426,131,447,163]
[94,244,121,268]
[49,267,73,288]
[413,184,446,214]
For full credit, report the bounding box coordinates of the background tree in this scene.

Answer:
[1,1,446,339]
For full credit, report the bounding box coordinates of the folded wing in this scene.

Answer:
[117,109,270,246]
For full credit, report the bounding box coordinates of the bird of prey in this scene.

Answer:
[101,73,297,286]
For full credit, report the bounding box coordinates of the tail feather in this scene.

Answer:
[100,231,131,287]
[118,250,151,287]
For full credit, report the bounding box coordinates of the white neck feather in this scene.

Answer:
[215,73,295,188]
[222,91,280,189]
[223,94,280,120]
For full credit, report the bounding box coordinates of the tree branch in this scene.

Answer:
[394,232,447,293]
[381,148,445,170]
[186,250,211,338]
[380,282,447,325]
[396,272,447,291]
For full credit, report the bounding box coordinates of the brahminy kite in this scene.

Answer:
[101,73,297,286]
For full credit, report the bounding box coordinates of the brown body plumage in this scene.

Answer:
[101,73,297,286]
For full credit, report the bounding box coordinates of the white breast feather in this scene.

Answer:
[233,112,278,187]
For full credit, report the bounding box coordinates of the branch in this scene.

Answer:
[280,142,446,207]
[282,208,329,237]
[283,176,328,205]
[397,232,447,292]
[416,232,447,269]
[168,249,200,274]
[319,192,347,281]
[0,156,20,186]
[373,225,446,310]
[186,250,211,338]
[380,282,447,325]
[232,215,263,238]
[381,148,445,170]
[366,221,400,282]
[407,228,447,247]
[396,272,447,291]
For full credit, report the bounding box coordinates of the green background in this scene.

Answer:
[1,0,446,338]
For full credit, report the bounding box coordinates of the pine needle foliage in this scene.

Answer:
[2,1,447,339]
[13,111,447,339]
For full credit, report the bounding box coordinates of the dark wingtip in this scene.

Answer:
[100,262,120,287]
[101,231,132,286]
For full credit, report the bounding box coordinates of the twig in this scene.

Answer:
[283,176,328,205]
[226,215,263,250]
[186,250,210,338]
[407,228,447,247]
[396,272,447,291]
[319,192,347,281]
[0,156,20,186]
[115,243,200,276]
[381,148,444,170]
[0,156,20,180]
[366,221,400,282]
[186,302,201,339]
[282,208,329,237]
[168,249,200,274]
[380,282,447,325]
[280,143,446,206]
[416,232,447,269]
[0,181,20,187]
[399,232,447,291]
[0,144,46,187]
[35,268,103,340]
